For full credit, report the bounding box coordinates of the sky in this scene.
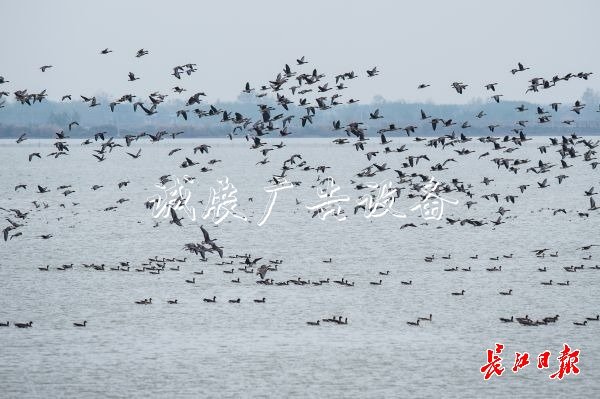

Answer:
[1,0,599,105]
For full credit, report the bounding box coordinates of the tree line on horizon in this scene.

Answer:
[0,88,599,139]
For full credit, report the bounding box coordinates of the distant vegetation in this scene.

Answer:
[1,88,599,138]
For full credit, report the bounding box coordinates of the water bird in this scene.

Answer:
[418,314,432,322]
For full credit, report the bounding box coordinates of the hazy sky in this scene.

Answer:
[1,0,598,105]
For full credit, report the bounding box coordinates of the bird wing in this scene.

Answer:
[211,243,223,258]
[200,225,211,243]
[170,208,180,224]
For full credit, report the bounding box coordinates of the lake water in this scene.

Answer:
[1,137,599,398]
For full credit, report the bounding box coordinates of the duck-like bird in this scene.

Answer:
[170,208,183,226]
[200,225,223,257]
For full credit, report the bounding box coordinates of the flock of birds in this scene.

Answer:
[1,47,599,330]
[3,245,599,329]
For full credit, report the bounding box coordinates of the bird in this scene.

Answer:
[170,208,184,226]
[200,225,223,258]
[28,153,41,163]
[256,264,269,280]
[511,62,530,74]
[73,321,87,327]
[126,149,142,159]
[485,83,498,91]
[366,66,379,77]
[369,109,383,119]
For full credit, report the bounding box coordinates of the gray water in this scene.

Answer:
[1,137,599,398]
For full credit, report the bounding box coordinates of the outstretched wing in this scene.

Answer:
[200,225,211,243]
[170,207,181,226]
